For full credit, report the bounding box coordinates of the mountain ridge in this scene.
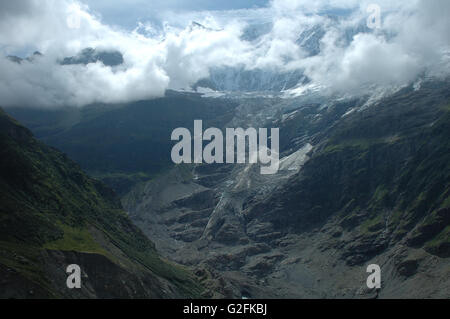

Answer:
[124,80,450,298]
[0,107,203,298]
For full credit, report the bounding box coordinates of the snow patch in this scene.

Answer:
[196,87,226,98]
[279,143,313,172]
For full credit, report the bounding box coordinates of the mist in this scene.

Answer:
[0,0,448,108]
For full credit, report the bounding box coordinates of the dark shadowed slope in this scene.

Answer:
[0,108,203,299]
[125,80,450,298]
[7,92,237,195]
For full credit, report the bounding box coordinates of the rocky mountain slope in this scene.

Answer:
[123,80,450,298]
[6,78,450,299]
[0,108,203,299]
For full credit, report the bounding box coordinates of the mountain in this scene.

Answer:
[196,66,307,92]
[194,17,371,93]
[124,80,450,298]
[6,48,122,68]
[6,92,237,195]
[0,107,203,298]
[5,76,450,298]
[7,51,43,64]
[61,48,124,67]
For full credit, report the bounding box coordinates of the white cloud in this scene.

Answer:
[267,0,450,94]
[0,0,250,107]
[0,0,448,107]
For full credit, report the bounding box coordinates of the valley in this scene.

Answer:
[1,0,449,302]
[7,78,450,298]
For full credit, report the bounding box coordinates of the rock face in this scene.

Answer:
[125,80,450,298]
[5,77,450,298]
[0,108,203,299]
[61,48,124,67]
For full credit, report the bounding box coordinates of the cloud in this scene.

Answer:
[81,0,269,29]
[0,0,448,108]
[267,0,450,93]
[0,0,251,107]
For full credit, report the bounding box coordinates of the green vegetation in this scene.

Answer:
[89,171,157,196]
[273,82,450,255]
[425,225,450,256]
[0,108,203,298]
[43,223,108,255]
[0,241,53,293]
[360,214,384,234]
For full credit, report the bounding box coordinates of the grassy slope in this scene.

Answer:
[0,108,203,298]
